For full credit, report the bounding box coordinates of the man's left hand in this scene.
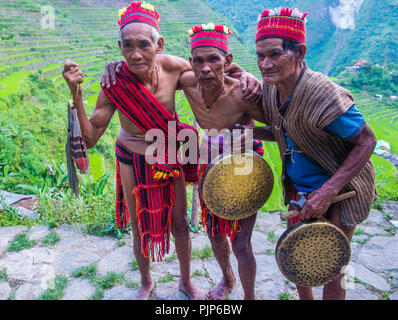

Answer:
[298,188,337,220]
[240,73,262,103]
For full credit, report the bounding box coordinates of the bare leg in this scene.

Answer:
[119,162,154,300]
[206,233,236,300]
[322,204,355,300]
[231,213,257,300]
[172,175,205,300]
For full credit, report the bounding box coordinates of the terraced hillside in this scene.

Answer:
[352,90,398,153]
[0,0,259,100]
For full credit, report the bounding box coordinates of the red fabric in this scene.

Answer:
[118,1,160,32]
[286,183,309,226]
[115,140,174,262]
[190,29,230,53]
[103,62,199,183]
[256,8,307,43]
[70,135,88,171]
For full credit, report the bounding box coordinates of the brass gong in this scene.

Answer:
[275,220,351,288]
[200,151,274,220]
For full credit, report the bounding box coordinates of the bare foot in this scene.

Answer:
[179,280,206,300]
[133,282,155,300]
[206,277,236,300]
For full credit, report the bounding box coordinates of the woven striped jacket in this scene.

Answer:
[261,66,376,227]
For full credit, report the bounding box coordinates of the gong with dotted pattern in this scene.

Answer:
[200,151,274,221]
[275,220,351,288]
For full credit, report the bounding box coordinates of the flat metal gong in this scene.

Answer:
[200,151,274,220]
[275,220,351,288]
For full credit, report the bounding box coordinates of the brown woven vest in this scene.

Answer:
[262,66,376,227]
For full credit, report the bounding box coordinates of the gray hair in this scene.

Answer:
[119,24,160,44]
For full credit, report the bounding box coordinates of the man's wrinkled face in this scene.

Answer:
[190,47,230,88]
[118,23,162,75]
[256,38,297,85]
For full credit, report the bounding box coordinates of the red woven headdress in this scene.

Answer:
[256,7,307,43]
[118,1,160,33]
[189,23,231,54]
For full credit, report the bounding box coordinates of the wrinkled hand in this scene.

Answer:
[62,59,83,96]
[100,60,124,89]
[298,188,337,220]
[240,73,262,103]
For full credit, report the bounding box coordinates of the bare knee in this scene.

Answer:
[209,234,228,250]
[231,238,252,260]
[172,215,190,240]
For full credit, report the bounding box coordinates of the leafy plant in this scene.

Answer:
[38,276,68,300]
[0,268,8,282]
[41,230,61,246]
[7,231,36,252]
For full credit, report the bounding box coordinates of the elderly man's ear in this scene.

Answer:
[156,37,165,54]
[224,53,233,67]
[295,43,307,62]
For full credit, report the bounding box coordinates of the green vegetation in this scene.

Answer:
[157,274,175,283]
[0,268,8,282]
[278,292,296,300]
[371,155,398,205]
[72,264,98,282]
[267,230,278,244]
[37,275,68,300]
[7,231,36,252]
[41,230,61,246]
[192,245,214,259]
[338,63,398,98]
[72,263,143,299]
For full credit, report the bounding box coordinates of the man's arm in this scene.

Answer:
[299,124,377,220]
[63,60,116,149]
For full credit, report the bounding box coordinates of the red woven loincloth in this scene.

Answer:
[115,140,174,262]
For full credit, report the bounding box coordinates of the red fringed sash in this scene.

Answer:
[103,62,199,183]
[115,140,174,262]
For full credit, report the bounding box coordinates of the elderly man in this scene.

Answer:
[246,7,377,300]
[62,1,206,300]
[103,22,268,300]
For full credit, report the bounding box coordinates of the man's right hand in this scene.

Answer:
[62,59,84,96]
[100,60,124,89]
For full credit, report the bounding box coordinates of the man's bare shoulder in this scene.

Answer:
[227,76,260,109]
[158,54,192,73]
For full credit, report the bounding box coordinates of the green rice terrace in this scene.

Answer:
[0,0,397,238]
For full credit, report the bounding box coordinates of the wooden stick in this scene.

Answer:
[281,191,357,220]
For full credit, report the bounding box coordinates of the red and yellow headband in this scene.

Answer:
[189,23,231,54]
[256,7,307,44]
[118,1,160,33]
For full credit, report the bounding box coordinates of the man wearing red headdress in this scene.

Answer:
[62,1,209,300]
[244,7,377,300]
